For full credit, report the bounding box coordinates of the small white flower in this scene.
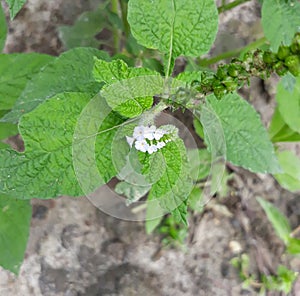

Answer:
[133,126,145,141]
[144,125,156,140]
[126,136,135,148]
[156,141,166,149]
[154,128,166,140]
[147,145,158,154]
[135,140,149,152]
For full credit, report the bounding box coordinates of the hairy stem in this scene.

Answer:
[199,37,267,67]
[218,0,251,13]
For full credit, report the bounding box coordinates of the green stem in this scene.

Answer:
[119,0,130,37]
[218,0,251,13]
[199,37,267,67]
[111,0,120,53]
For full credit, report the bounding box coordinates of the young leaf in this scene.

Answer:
[287,237,300,255]
[262,0,300,52]
[276,76,300,134]
[274,150,300,192]
[0,92,125,199]
[201,93,280,174]
[0,53,54,111]
[0,3,7,51]
[0,194,31,274]
[127,0,218,74]
[93,59,159,117]
[2,48,110,123]
[5,0,26,19]
[257,197,291,244]
[269,107,300,142]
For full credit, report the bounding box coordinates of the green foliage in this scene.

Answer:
[5,0,26,19]
[0,3,7,51]
[276,75,300,134]
[0,194,31,274]
[93,58,158,117]
[261,265,298,294]
[257,197,291,244]
[0,53,54,111]
[145,137,192,225]
[58,4,108,50]
[274,150,300,192]
[201,93,280,173]
[262,0,300,52]
[2,48,110,123]
[269,107,300,142]
[127,0,218,75]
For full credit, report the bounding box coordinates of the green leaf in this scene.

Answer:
[2,48,110,123]
[145,137,193,224]
[0,92,125,199]
[127,0,218,74]
[257,197,291,244]
[276,75,300,134]
[93,58,160,118]
[0,194,31,274]
[202,93,280,173]
[274,150,300,192]
[269,107,300,142]
[0,53,54,111]
[5,0,26,19]
[115,181,151,204]
[188,187,203,212]
[58,5,107,50]
[187,148,211,181]
[176,71,202,85]
[262,0,300,51]
[0,122,18,140]
[287,237,300,254]
[0,3,7,51]
[193,118,204,139]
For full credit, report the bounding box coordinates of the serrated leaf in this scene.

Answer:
[269,107,300,142]
[2,48,110,123]
[276,75,300,133]
[0,3,7,51]
[202,93,280,173]
[262,0,300,51]
[127,0,218,74]
[257,197,291,244]
[5,0,26,19]
[0,92,125,199]
[145,138,193,224]
[274,150,300,192]
[93,59,160,117]
[0,53,53,111]
[0,194,31,274]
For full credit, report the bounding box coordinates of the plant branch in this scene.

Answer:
[119,0,130,38]
[199,37,267,67]
[218,0,251,13]
[111,0,120,53]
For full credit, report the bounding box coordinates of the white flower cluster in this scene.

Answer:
[126,125,170,154]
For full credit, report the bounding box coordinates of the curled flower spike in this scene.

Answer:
[126,124,171,154]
